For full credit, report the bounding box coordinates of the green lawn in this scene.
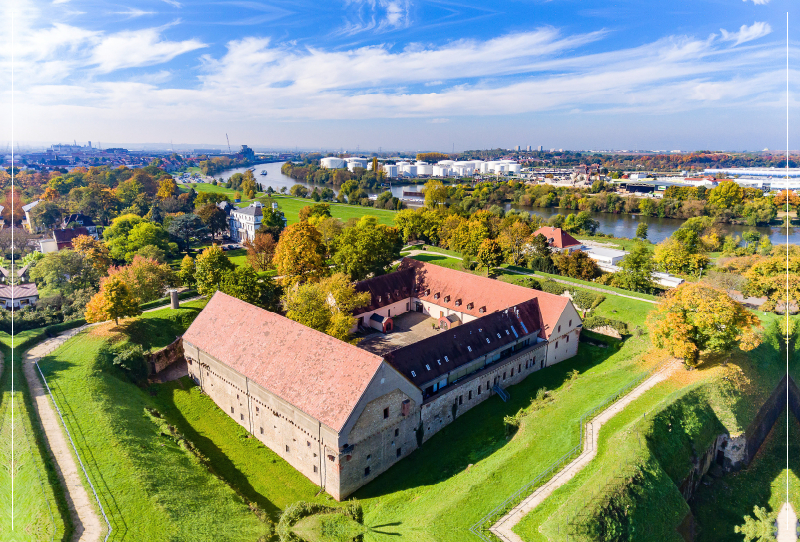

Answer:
[184,184,397,226]
[36,301,272,542]
[576,234,654,253]
[0,330,71,542]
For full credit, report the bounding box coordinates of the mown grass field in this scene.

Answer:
[184,183,397,226]
[36,301,273,542]
[0,330,70,542]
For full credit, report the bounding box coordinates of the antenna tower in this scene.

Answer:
[226,134,231,153]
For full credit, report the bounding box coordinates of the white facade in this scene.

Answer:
[582,246,627,267]
[229,202,264,242]
[321,157,347,169]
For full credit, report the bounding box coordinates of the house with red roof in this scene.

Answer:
[532,226,583,253]
[182,259,581,500]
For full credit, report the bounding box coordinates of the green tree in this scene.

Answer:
[194,245,235,296]
[282,273,370,341]
[476,238,504,275]
[108,255,176,303]
[85,274,141,326]
[120,222,171,262]
[612,242,655,293]
[332,217,402,281]
[29,201,63,230]
[241,171,258,199]
[635,222,648,240]
[707,180,744,208]
[167,213,207,253]
[30,250,100,293]
[104,214,146,259]
[498,221,531,265]
[197,204,228,239]
[220,265,264,306]
[735,506,777,542]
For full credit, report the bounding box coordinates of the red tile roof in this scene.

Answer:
[183,292,385,432]
[532,227,582,249]
[397,259,570,339]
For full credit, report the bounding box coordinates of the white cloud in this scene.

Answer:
[90,28,206,72]
[428,118,449,123]
[743,0,769,4]
[161,0,182,7]
[719,21,771,46]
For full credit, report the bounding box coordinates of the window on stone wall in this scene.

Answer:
[503,372,506,380]
[365,467,371,476]
[230,407,234,414]
[395,428,399,437]
[569,320,572,327]
[459,395,463,405]
[511,368,514,377]
[260,427,264,434]
[555,341,559,348]
[314,466,318,473]
[468,390,472,400]
[307,441,311,447]
[255,407,259,413]
[240,414,244,421]
[567,336,570,343]
[286,445,290,453]
[397,448,402,457]
[384,407,389,419]
[478,385,481,395]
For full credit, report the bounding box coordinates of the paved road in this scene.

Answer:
[489,361,679,542]
[23,328,104,542]
[404,250,658,305]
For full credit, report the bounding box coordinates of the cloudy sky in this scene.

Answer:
[1,0,797,151]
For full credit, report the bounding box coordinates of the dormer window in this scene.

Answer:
[479,306,486,313]
[425,364,431,370]
[455,299,461,306]
[444,295,450,303]
[426,289,431,296]
[467,302,474,310]
[444,356,449,362]
[377,296,382,303]
[434,292,440,300]
[411,370,416,377]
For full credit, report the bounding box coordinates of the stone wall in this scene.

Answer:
[147,336,184,374]
[743,374,788,465]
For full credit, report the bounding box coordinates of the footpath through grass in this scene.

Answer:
[0,329,70,542]
[36,300,272,542]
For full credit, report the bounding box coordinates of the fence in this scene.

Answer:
[33,326,113,542]
[469,360,669,542]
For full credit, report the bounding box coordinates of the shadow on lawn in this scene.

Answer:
[151,380,283,520]
[353,342,615,500]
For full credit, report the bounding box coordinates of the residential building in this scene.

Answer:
[228,201,263,242]
[22,200,41,232]
[531,227,582,253]
[0,283,39,309]
[62,213,98,235]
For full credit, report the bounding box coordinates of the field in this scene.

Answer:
[184,183,397,226]
[35,301,272,542]
[0,330,70,542]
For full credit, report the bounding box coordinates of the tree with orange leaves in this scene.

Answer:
[42,187,60,201]
[647,283,761,366]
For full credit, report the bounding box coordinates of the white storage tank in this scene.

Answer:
[417,165,433,176]
[320,157,346,169]
[383,164,398,178]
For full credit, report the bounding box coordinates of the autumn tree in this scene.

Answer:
[635,222,648,240]
[612,242,655,293]
[553,250,600,280]
[273,221,327,284]
[653,237,710,275]
[416,152,450,163]
[156,177,178,199]
[243,230,276,271]
[108,255,176,304]
[85,275,141,326]
[744,254,800,312]
[178,255,196,287]
[498,221,531,265]
[194,245,235,296]
[167,213,207,253]
[707,180,744,209]
[241,170,258,200]
[29,201,62,230]
[282,273,370,341]
[313,216,344,258]
[647,283,761,366]
[220,265,282,312]
[476,239,504,275]
[423,179,448,209]
[72,234,111,276]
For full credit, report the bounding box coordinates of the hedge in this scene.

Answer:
[583,315,629,336]
[539,280,567,296]
[572,290,606,311]
[45,318,87,337]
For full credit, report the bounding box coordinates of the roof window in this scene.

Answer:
[479,306,486,313]
[411,370,416,377]
[425,364,431,370]
[455,299,462,306]
[437,359,441,365]
[467,302,474,310]
[444,355,449,362]
[377,296,382,303]
[444,295,450,303]
[434,292,440,300]
[426,289,431,296]
[505,330,510,335]
[486,338,490,343]
[467,346,472,352]
[497,333,501,338]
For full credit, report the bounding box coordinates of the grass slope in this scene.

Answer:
[0,329,70,542]
[36,301,270,542]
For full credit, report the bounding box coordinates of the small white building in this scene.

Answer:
[22,200,41,232]
[582,246,628,268]
[229,201,264,242]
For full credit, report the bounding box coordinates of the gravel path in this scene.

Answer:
[489,361,680,542]
[777,502,798,542]
[23,328,104,542]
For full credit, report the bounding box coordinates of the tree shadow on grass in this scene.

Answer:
[151,379,283,519]
[353,342,617,500]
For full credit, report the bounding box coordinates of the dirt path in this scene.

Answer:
[777,502,798,542]
[489,361,680,542]
[403,249,658,305]
[22,328,104,542]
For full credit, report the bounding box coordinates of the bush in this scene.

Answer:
[572,290,605,311]
[525,277,542,290]
[539,280,566,295]
[277,501,363,542]
[97,344,149,384]
[583,315,629,335]
[461,255,477,271]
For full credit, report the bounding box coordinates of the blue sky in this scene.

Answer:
[2,0,797,151]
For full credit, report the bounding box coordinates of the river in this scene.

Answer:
[217,163,799,245]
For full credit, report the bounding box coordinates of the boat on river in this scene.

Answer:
[260,170,267,175]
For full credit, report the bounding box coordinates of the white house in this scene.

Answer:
[582,246,628,269]
[229,201,264,242]
[22,200,41,232]
[0,283,39,309]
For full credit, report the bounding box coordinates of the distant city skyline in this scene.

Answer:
[1,0,796,150]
